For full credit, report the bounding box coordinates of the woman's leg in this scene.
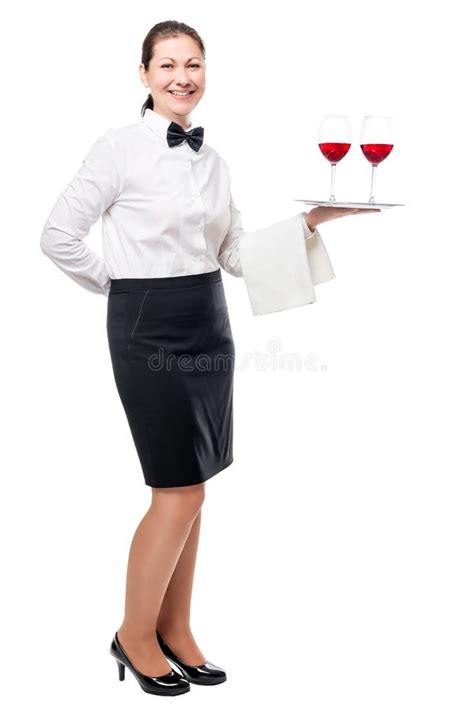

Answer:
[117,482,205,677]
[156,507,207,665]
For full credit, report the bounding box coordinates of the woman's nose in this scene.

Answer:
[175,72,191,84]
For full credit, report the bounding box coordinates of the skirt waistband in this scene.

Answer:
[109,268,222,292]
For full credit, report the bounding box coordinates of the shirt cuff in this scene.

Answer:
[301,212,316,239]
[103,277,111,296]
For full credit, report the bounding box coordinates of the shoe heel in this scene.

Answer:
[110,631,190,696]
[116,659,125,681]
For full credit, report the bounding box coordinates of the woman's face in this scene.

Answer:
[139,35,206,126]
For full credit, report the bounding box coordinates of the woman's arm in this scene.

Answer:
[304,205,381,231]
[40,132,121,296]
[217,194,318,278]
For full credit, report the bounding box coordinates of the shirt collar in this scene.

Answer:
[142,107,194,141]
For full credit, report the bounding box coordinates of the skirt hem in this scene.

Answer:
[143,456,234,488]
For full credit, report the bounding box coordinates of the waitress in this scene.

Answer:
[40,20,377,698]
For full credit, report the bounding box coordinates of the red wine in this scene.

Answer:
[318,142,351,163]
[360,143,394,165]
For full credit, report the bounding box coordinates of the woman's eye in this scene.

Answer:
[161,64,201,68]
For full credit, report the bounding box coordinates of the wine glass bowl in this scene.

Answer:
[360,116,395,202]
[318,115,352,201]
[319,142,351,163]
[360,143,393,165]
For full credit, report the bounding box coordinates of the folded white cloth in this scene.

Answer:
[239,212,336,316]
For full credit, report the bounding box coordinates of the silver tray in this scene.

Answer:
[294,199,405,209]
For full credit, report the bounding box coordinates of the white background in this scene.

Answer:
[2,0,473,707]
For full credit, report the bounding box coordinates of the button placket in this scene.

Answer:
[187,160,207,261]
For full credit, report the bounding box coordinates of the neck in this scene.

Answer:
[152,107,191,130]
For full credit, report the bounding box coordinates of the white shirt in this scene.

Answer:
[40,107,318,298]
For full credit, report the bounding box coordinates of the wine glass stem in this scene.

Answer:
[330,163,336,201]
[369,164,377,203]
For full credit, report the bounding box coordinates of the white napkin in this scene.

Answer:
[239,213,336,316]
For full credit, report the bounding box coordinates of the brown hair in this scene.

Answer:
[140,21,206,117]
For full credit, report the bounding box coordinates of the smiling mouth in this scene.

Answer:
[168,90,196,97]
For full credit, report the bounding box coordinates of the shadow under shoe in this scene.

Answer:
[156,630,227,685]
[110,631,190,696]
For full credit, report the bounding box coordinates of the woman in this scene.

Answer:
[40,20,379,697]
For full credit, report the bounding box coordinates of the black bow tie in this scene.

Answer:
[166,122,204,152]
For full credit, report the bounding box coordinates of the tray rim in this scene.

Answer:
[294,199,405,208]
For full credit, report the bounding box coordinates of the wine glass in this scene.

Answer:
[318,115,352,202]
[360,115,395,203]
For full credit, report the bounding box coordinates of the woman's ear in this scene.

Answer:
[138,64,148,88]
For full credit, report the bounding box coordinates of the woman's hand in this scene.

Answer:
[304,206,381,231]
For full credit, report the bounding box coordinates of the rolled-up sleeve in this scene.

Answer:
[40,132,120,296]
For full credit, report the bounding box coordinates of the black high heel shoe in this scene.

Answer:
[110,631,190,696]
[156,630,227,685]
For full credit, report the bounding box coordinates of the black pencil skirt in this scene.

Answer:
[106,268,235,488]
